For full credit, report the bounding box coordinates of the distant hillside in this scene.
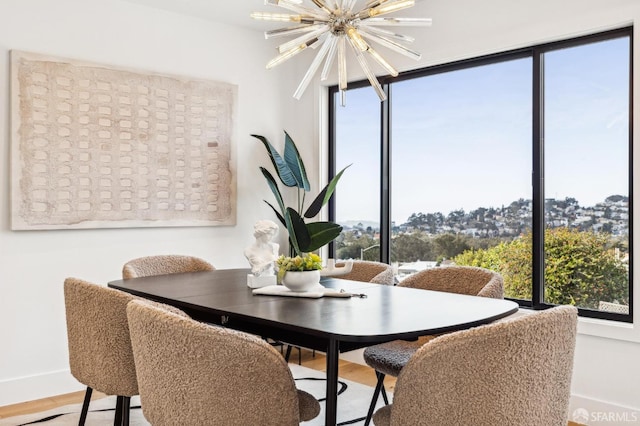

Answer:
[340,195,629,238]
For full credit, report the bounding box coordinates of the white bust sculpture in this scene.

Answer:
[244,220,280,277]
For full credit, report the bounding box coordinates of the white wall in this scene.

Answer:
[0,0,290,405]
[1,0,639,420]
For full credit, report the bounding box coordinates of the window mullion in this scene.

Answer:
[532,48,544,308]
[380,83,391,264]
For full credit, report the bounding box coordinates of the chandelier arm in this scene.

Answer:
[251,12,305,22]
[266,38,318,69]
[343,0,360,12]
[365,17,433,26]
[363,0,387,10]
[365,45,399,76]
[294,36,335,99]
[337,36,348,91]
[348,26,399,76]
[346,36,387,101]
[358,28,422,60]
[321,36,339,80]
[278,25,330,53]
[357,0,415,20]
[366,0,391,6]
[357,23,415,42]
[265,0,331,20]
[265,23,326,39]
[310,0,334,14]
[309,32,330,49]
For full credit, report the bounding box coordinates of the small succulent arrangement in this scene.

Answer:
[276,253,322,283]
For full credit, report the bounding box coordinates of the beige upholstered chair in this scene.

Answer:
[126,300,321,426]
[363,265,504,424]
[336,260,395,285]
[598,301,629,314]
[63,277,140,426]
[64,278,189,425]
[372,305,578,426]
[122,255,215,279]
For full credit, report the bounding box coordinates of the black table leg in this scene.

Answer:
[325,338,339,426]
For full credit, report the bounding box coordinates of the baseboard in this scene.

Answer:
[0,369,83,407]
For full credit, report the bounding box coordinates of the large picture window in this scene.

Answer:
[329,27,632,321]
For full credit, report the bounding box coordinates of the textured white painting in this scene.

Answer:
[11,50,236,230]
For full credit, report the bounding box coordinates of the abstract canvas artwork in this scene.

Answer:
[11,50,237,230]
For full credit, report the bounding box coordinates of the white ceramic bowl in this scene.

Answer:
[282,270,321,292]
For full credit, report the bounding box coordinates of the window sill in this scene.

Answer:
[577,314,639,343]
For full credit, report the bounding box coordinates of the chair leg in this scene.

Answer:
[78,386,92,426]
[381,379,390,405]
[284,345,293,362]
[121,396,131,426]
[364,372,387,426]
[114,396,123,426]
[283,345,304,365]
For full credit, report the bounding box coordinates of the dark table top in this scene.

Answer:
[108,268,519,351]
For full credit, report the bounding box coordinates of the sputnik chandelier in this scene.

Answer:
[251,0,431,105]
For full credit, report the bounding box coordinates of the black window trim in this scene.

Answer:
[328,26,633,322]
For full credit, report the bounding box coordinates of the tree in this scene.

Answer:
[336,234,378,260]
[605,195,627,203]
[446,209,465,225]
[433,234,471,260]
[406,212,428,229]
[391,233,434,262]
[454,228,628,309]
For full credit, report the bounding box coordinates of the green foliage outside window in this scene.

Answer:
[454,228,628,309]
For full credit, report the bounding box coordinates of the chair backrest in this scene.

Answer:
[63,278,139,397]
[399,265,503,299]
[122,255,215,279]
[336,260,395,285]
[126,300,306,426]
[598,301,629,314]
[389,306,578,426]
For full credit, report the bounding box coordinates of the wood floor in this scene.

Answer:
[0,348,582,425]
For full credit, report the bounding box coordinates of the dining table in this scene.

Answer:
[108,268,519,426]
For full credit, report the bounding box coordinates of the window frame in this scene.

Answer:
[328,26,633,323]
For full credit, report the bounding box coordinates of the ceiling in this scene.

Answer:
[120,0,429,31]
[119,0,273,30]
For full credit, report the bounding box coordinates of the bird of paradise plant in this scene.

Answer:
[251,131,349,257]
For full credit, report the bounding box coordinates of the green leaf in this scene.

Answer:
[260,167,286,217]
[284,131,310,191]
[264,201,286,227]
[285,208,311,257]
[252,134,299,188]
[301,221,343,253]
[304,165,351,218]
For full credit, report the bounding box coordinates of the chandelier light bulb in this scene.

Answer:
[252,0,431,105]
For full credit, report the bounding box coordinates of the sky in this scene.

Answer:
[334,36,630,225]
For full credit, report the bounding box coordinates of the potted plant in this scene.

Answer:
[251,131,349,288]
[251,131,349,258]
[276,253,323,291]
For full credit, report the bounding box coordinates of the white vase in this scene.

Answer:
[282,270,321,292]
